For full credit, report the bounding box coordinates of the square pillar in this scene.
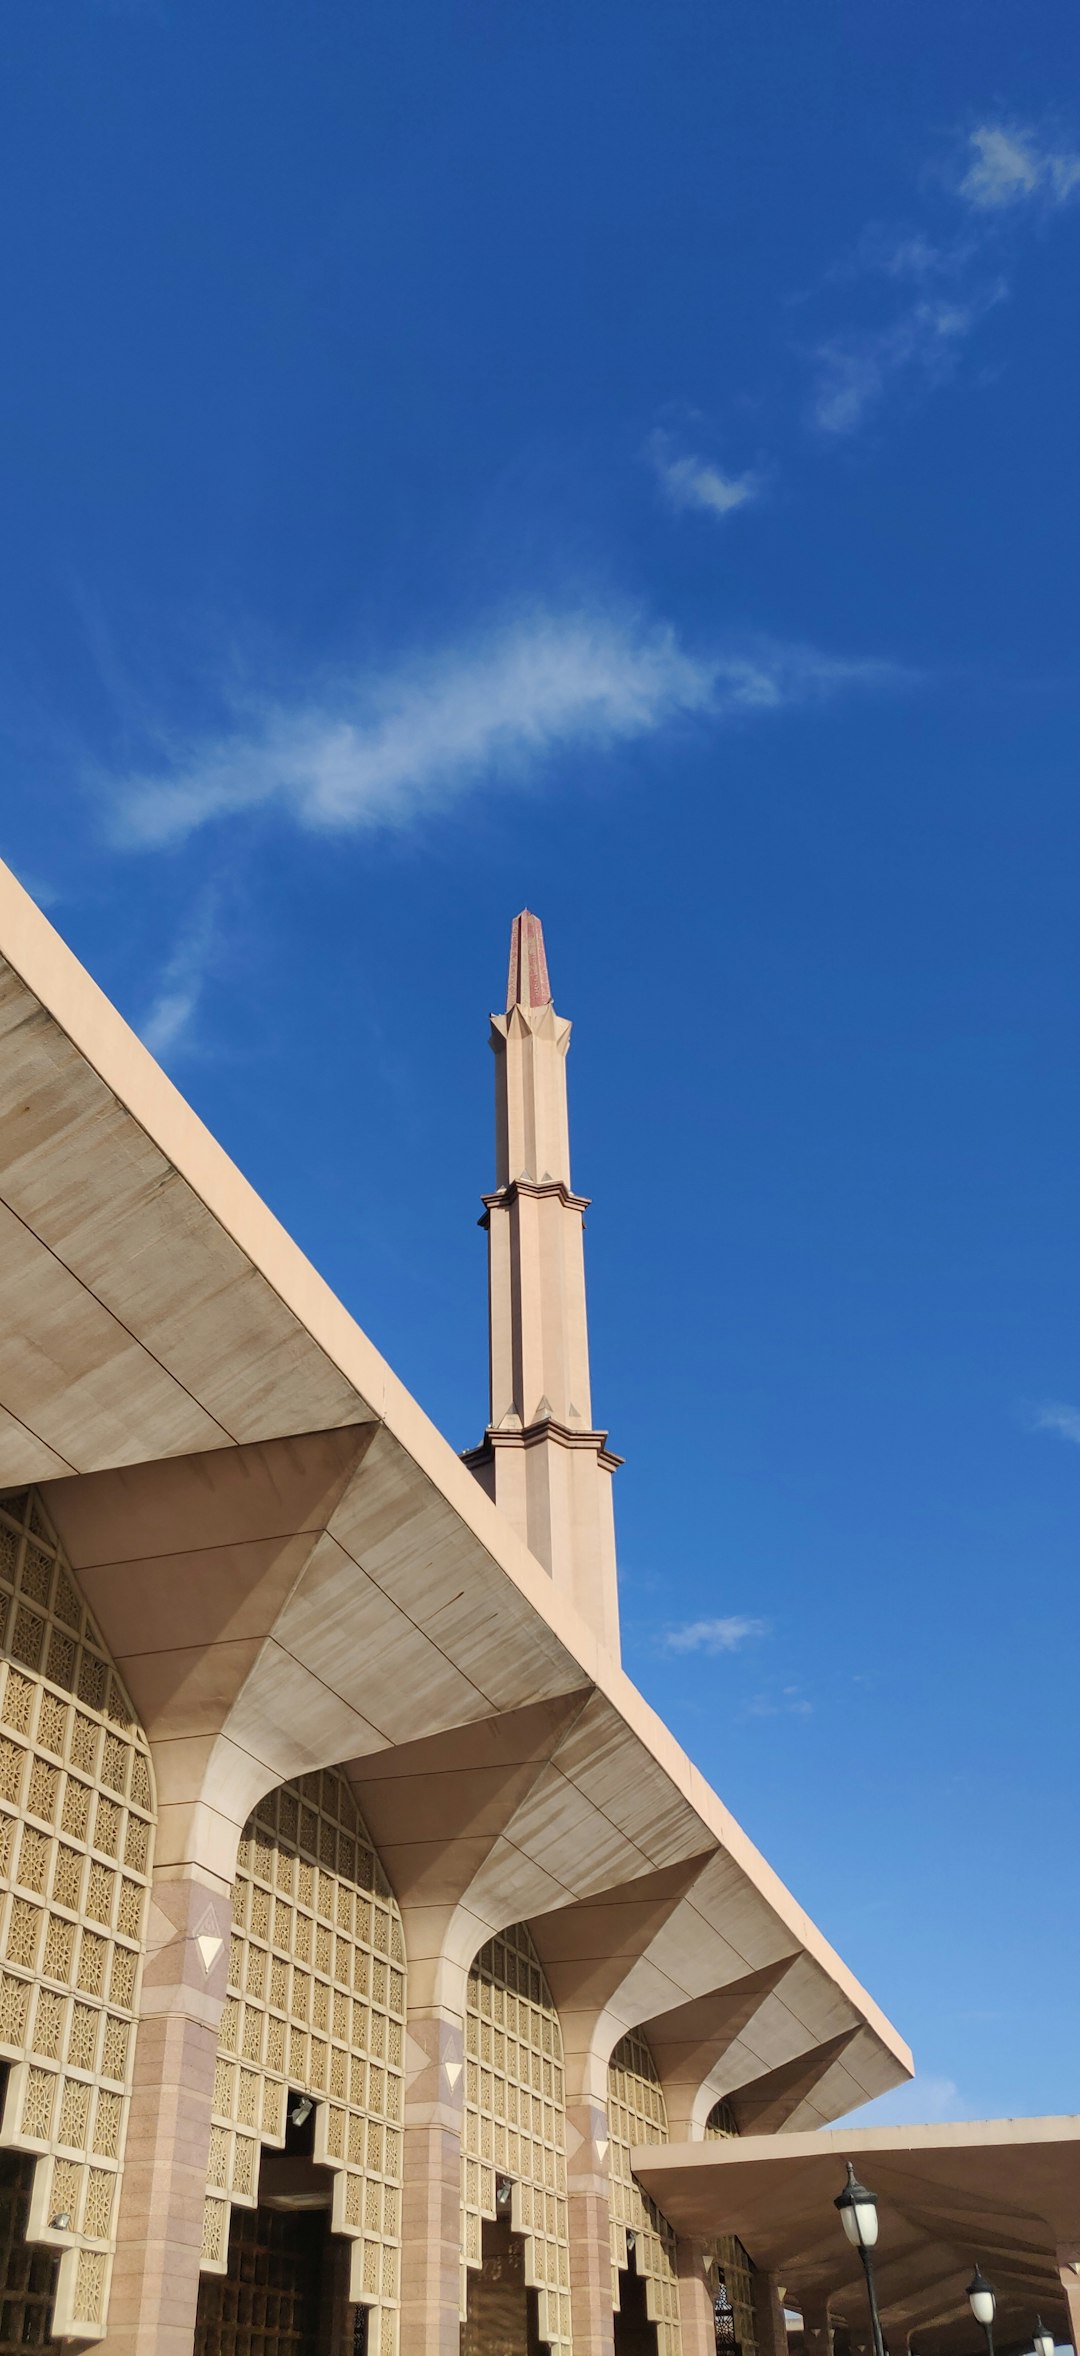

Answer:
[801,2295,834,2356]
[399,2005,466,2356]
[1058,2256,1080,2356]
[753,2269,790,2356]
[99,1873,231,2356]
[565,2094,617,2356]
[677,2235,719,2356]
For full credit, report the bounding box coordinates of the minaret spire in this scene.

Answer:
[464,912,622,1657]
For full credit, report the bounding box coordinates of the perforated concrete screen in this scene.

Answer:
[704,2101,758,2356]
[0,1488,155,2343]
[607,2027,681,2356]
[463,1921,572,2355]
[207,1770,405,2356]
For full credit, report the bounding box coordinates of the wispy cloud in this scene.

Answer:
[959,122,1080,213]
[139,891,220,1061]
[832,2072,968,2129]
[807,116,1079,438]
[811,284,1005,437]
[1028,1401,1080,1446]
[648,431,762,522]
[661,1615,769,1656]
[106,610,901,850]
[740,1682,812,1720]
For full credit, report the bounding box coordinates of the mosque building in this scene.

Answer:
[0,862,1074,2356]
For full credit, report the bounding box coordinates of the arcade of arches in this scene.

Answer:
[0,1489,761,2356]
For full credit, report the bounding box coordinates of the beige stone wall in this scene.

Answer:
[206,1769,406,2356]
[0,1488,156,2343]
[607,2028,681,2356]
[463,1922,572,2354]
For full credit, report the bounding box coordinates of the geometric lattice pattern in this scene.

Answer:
[205,1770,405,2356]
[463,1922,571,2355]
[606,2027,681,2356]
[0,1489,155,2345]
[706,2098,739,2140]
[705,2098,758,2356]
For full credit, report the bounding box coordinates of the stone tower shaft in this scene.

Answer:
[464,911,621,1658]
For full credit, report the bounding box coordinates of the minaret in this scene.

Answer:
[463,912,622,1658]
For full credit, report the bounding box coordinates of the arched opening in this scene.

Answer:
[461,1924,570,2356]
[202,1771,404,2356]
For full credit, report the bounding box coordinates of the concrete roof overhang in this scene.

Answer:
[0,858,912,2119]
[632,2120,1080,2353]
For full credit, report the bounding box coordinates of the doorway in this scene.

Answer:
[614,2256,660,2356]
[461,2213,549,2356]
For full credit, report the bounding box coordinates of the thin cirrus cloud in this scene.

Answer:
[959,122,1080,213]
[832,2073,968,2130]
[138,890,220,1061]
[647,431,762,522]
[661,1614,769,1656]
[1028,1401,1080,1446]
[811,284,1005,437]
[107,609,900,851]
[808,117,1079,438]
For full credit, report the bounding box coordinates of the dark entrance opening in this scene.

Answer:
[194,2203,326,2356]
[0,2150,61,2354]
[461,2213,549,2356]
[614,2248,660,2356]
[194,2113,365,2356]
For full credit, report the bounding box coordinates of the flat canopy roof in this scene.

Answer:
[633,2119,1080,2355]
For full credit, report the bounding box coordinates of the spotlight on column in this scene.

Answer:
[289,2095,313,2128]
[495,2175,513,2216]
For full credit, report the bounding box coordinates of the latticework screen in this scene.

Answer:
[705,2098,738,2140]
[0,1488,155,2344]
[207,1770,405,2356]
[704,2101,756,2356]
[463,1922,571,2354]
[606,2027,680,2356]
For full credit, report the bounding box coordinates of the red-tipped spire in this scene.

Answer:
[505,909,552,1012]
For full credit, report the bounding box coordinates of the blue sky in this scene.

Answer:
[2,2,1079,2128]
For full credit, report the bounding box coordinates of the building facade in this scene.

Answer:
[0,869,913,2356]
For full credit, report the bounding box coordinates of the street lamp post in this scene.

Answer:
[967,2266,997,2356]
[835,2163,887,2356]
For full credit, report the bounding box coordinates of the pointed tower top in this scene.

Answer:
[506,910,553,1012]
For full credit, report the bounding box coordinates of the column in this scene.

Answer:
[1058,2255,1080,2356]
[801,2293,834,2356]
[565,2088,617,2356]
[753,2269,790,2356]
[399,2003,466,2356]
[677,2236,719,2356]
[99,1870,232,2356]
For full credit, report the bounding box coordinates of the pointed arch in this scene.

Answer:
[463,1920,572,2354]
[0,1487,157,2342]
[607,2026,681,2356]
[205,1767,406,2356]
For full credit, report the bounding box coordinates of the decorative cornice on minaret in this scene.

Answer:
[463,912,622,1659]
